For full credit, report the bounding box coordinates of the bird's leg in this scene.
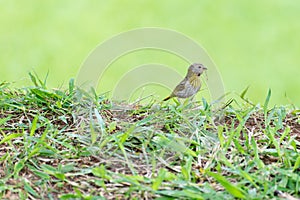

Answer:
[184,95,198,109]
[190,95,196,102]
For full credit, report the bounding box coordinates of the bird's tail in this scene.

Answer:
[163,96,171,101]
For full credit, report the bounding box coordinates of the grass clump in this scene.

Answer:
[0,75,299,199]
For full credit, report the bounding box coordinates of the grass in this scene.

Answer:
[0,74,299,199]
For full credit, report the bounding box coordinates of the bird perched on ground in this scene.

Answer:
[163,63,207,101]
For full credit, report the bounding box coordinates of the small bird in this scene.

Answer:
[163,63,207,101]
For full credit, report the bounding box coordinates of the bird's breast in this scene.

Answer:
[189,74,201,90]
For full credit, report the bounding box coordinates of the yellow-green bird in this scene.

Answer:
[163,63,207,101]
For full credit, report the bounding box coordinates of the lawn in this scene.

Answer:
[0,75,299,199]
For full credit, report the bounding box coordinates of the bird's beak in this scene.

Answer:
[203,66,207,70]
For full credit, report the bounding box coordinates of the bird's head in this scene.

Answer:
[188,63,207,76]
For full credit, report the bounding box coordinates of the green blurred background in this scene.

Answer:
[1,1,299,106]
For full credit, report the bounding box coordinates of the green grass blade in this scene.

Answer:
[152,168,166,191]
[24,180,39,198]
[240,85,250,99]
[68,78,75,94]
[30,115,38,137]
[264,89,271,115]
[293,155,300,172]
[206,171,246,199]
[0,133,23,145]
[251,137,265,169]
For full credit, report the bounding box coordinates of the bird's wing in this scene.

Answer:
[172,79,187,96]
